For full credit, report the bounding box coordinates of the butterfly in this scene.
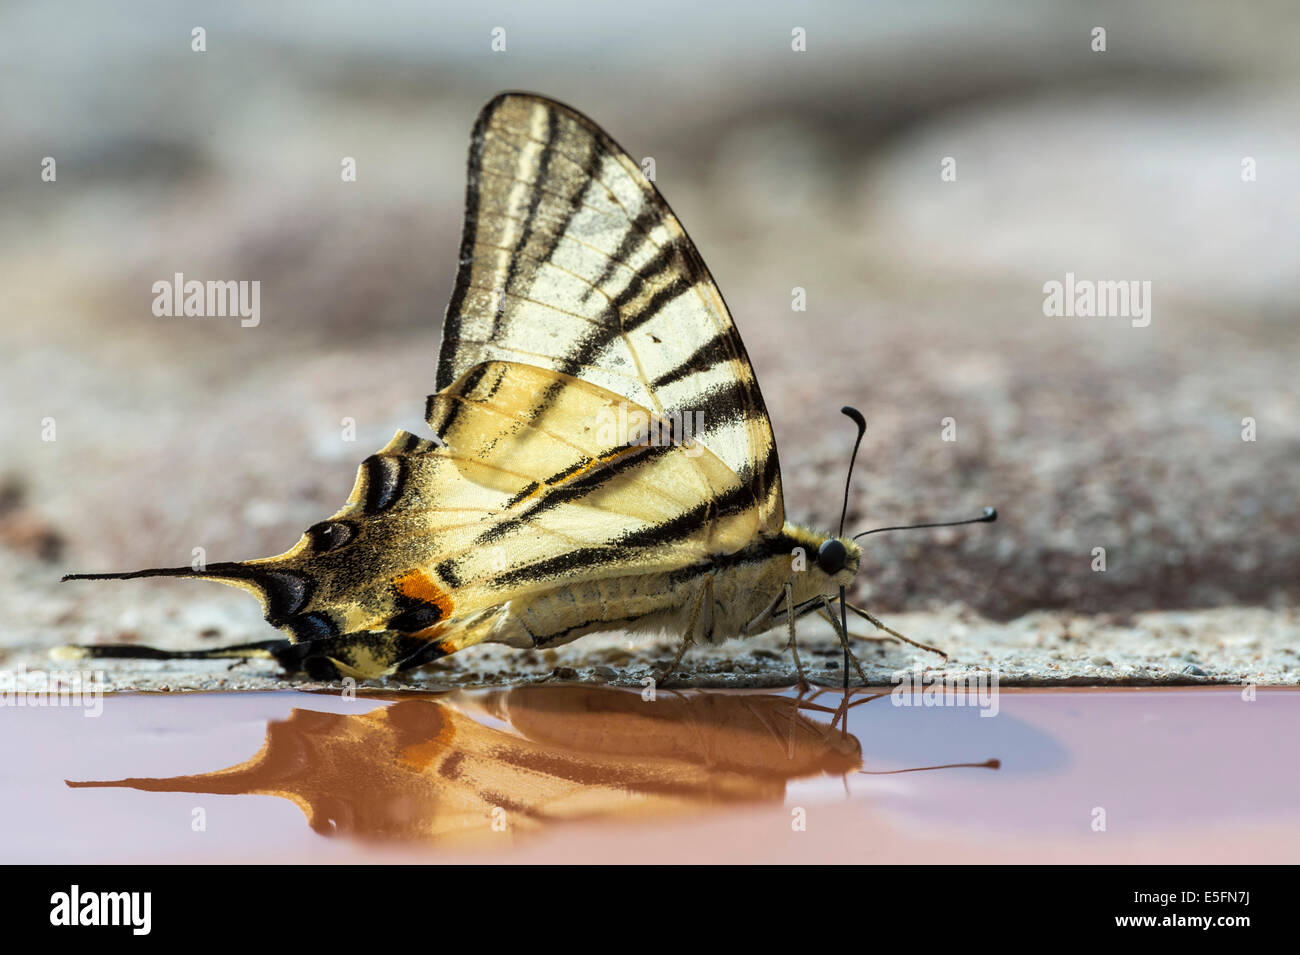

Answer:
[61,92,994,682]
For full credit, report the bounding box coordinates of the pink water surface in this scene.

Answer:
[3,685,1296,863]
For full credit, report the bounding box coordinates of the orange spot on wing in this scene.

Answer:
[395,569,455,619]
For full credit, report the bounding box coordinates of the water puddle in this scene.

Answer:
[4,685,1297,862]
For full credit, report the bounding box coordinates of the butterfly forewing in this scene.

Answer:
[437,92,784,533]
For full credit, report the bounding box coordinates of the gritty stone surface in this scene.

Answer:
[6,549,1295,691]
[2,6,1298,693]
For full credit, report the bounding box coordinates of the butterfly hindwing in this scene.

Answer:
[137,361,757,662]
[423,361,762,591]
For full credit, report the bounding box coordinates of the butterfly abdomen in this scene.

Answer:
[493,535,838,653]
[488,574,700,650]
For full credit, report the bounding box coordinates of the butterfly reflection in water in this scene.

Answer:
[67,687,994,846]
[68,687,854,844]
[61,93,995,683]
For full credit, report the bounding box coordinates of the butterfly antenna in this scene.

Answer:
[837,407,867,699]
[853,506,998,541]
[837,407,867,538]
[858,758,1001,775]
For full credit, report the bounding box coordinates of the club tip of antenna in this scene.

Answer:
[837,407,868,537]
[981,506,998,522]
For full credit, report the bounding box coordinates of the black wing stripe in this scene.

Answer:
[437,96,503,392]
[491,482,754,588]
[581,205,662,304]
[474,443,673,545]
[489,106,557,338]
[650,328,740,390]
[428,364,489,435]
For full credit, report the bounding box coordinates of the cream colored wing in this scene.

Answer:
[436,92,784,533]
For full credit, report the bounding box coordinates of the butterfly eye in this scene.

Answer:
[816,538,847,575]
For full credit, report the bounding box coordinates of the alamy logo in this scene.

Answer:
[49,885,151,935]
[1,666,103,717]
[1042,272,1151,328]
[891,668,1000,717]
[152,272,260,327]
[594,401,704,458]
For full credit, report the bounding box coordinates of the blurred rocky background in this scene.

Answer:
[2,1,1298,685]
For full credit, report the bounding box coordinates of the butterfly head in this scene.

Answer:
[815,535,860,585]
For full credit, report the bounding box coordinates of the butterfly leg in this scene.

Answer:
[747,591,822,632]
[814,607,890,645]
[783,582,813,692]
[817,596,872,687]
[838,600,949,660]
[653,577,713,687]
[816,605,947,666]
